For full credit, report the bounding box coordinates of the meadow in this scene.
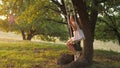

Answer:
[0,41,120,68]
[0,31,120,68]
[0,41,67,68]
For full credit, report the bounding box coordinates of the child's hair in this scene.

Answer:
[70,14,75,22]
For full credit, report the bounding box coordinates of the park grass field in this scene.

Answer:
[0,40,120,68]
[0,41,68,68]
[0,31,120,68]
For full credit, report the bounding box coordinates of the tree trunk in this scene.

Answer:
[118,37,120,45]
[71,0,94,64]
[21,30,26,40]
[26,33,33,40]
[21,29,35,40]
[114,29,120,45]
[26,29,35,40]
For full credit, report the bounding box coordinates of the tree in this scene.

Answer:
[51,0,98,66]
[0,0,68,41]
[51,0,119,67]
[95,1,120,45]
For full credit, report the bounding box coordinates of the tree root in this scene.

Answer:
[57,53,91,68]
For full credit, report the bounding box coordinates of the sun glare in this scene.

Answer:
[0,0,2,4]
[0,16,6,20]
[0,0,6,20]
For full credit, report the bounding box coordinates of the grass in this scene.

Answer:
[0,41,69,68]
[0,40,120,68]
[91,50,120,68]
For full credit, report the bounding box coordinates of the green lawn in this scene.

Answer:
[0,41,120,68]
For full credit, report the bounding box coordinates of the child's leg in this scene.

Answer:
[67,39,81,61]
[66,39,76,55]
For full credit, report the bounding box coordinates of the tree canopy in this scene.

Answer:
[0,0,68,41]
[95,0,120,44]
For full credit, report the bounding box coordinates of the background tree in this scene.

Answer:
[0,0,68,41]
[95,0,120,45]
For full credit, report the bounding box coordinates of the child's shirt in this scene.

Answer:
[71,21,85,42]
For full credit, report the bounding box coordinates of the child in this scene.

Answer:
[66,15,85,61]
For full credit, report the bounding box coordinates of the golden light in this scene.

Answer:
[0,16,6,20]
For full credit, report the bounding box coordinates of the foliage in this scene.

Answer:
[95,1,120,43]
[0,0,68,41]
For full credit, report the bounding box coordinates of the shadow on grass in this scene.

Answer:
[57,50,120,68]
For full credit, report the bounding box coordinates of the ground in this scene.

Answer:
[0,31,120,68]
[0,40,120,68]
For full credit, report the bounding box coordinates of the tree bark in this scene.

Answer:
[26,33,33,40]
[26,29,35,40]
[71,0,95,64]
[21,29,35,40]
[118,37,120,45]
[21,30,26,40]
[113,29,120,45]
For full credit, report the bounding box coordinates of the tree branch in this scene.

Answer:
[96,0,108,3]
[51,0,67,16]
[51,0,62,8]
[44,6,61,14]
[98,18,115,29]
[104,11,116,28]
[45,18,67,25]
